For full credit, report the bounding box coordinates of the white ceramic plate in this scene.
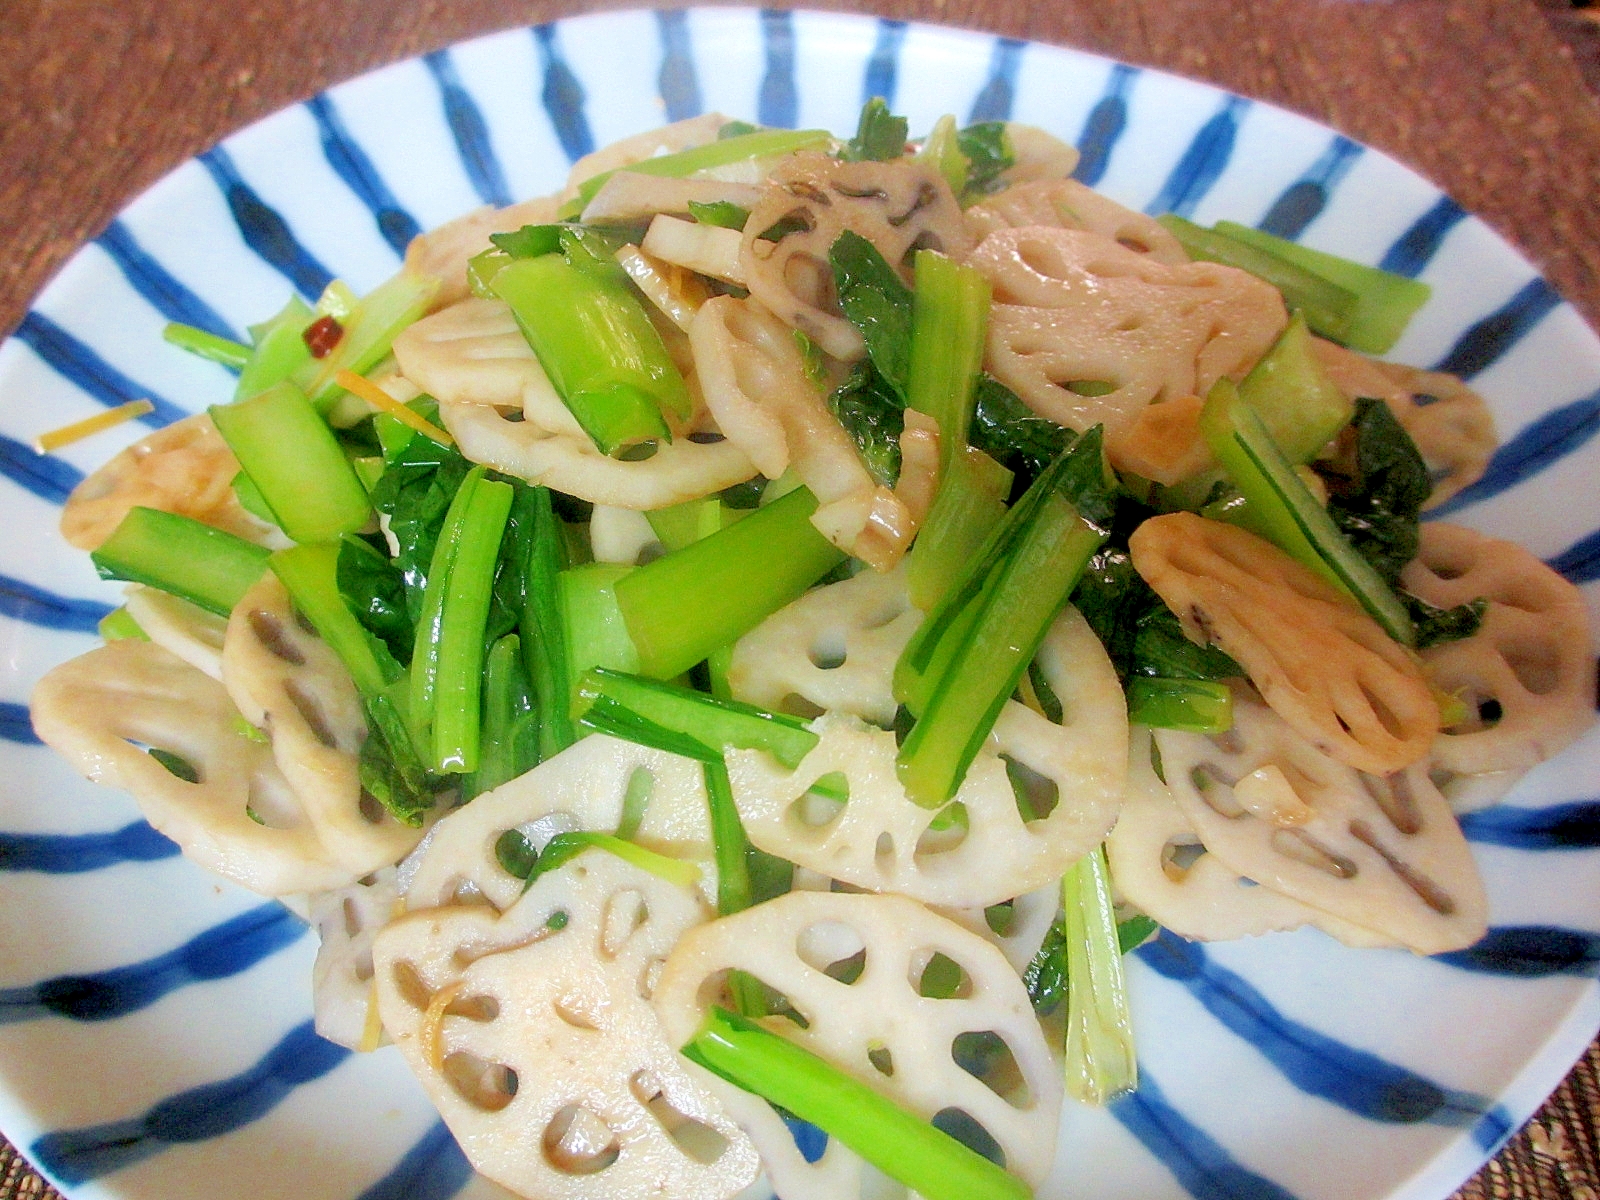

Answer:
[1,9,1597,1200]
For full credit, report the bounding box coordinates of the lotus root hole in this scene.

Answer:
[600,888,649,959]
[542,1104,620,1174]
[796,919,867,979]
[285,679,341,750]
[249,609,307,666]
[1002,755,1060,822]
[552,993,603,1031]
[782,253,834,309]
[915,950,974,999]
[390,958,434,1012]
[807,634,848,670]
[786,789,845,833]
[1502,639,1565,695]
[630,1070,733,1164]
[443,1052,518,1113]
[1270,828,1359,879]
[1160,837,1207,882]
[953,1030,1032,1109]
[932,1108,1008,1168]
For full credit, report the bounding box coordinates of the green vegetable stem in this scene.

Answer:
[91,507,270,617]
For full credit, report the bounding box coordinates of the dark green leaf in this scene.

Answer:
[843,97,909,162]
[955,121,1014,198]
[337,533,413,665]
[968,375,1070,495]
[1403,591,1487,649]
[829,360,905,488]
[829,229,915,402]
[1319,396,1432,585]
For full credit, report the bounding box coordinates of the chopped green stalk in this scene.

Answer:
[906,250,991,474]
[683,1006,1032,1200]
[1214,220,1431,355]
[162,322,250,370]
[270,542,434,824]
[897,504,1104,807]
[1157,215,1358,346]
[1237,313,1353,465]
[573,667,820,768]
[520,486,576,759]
[209,381,373,544]
[431,476,515,773]
[646,496,729,553]
[615,486,845,680]
[705,761,768,1016]
[1061,846,1139,1105]
[236,296,315,401]
[917,114,968,197]
[905,445,1011,613]
[409,466,486,747]
[297,271,439,410]
[568,127,835,214]
[98,606,147,642]
[1199,378,1415,646]
[490,255,687,455]
[467,634,539,798]
[526,833,701,890]
[92,507,270,617]
[1125,677,1234,732]
[615,766,653,841]
[561,564,642,702]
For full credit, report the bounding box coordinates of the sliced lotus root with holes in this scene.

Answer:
[965,178,1188,265]
[1151,687,1486,954]
[374,848,756,1200]
[560,113,732,205]
[438,397,757,510]
[1401,522,1596,802]
[970,226,1283,448]
[939,882,1063,975]
[727,563,920,727]
[1130,512,1438,774]
[1107,728,1395,947]
[404,196,561,311]
[652,890,1062,1197]
[123,584,229,681]
[404,734,716,913]
[310,867,399,1050]
[394,296,557,411]
[739,152,972,362]
[59,412,278,552]
[30,639,352,895]
[224,574,426,877]
[726,607,1126,908]
[1309,339,1496,509]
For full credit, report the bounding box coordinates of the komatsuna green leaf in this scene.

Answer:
[955,121,1015,199]
[1319,396,1432,585]
[830,360,905,488]
[829,229,915,402]
[968,375,1070,495]
[843,97,910,162]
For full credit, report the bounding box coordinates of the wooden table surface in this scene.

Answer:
[2,0,1598,1197]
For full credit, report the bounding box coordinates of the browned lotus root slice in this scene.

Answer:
[560,113,731,205]
[59,412,274,551]
[224,575,428,878]
[404,195,561,311]
[1107,729,1396,947]
[373,849,757,1200]
[1103,393,1211,486]
[728,563,920,727]
[651,891,1062,1197]
[309,866,398,1050]
[1401,522,1596,798]
[739,152,972,361]
[1309,339,1495,509]
[1150,688,1487,954]
[970,227,1285,444]
[690,295,917,569]
[30,640,352,895]
[965,178,1188,265]
[1130,512,1438,774]
[725,607,1127,908]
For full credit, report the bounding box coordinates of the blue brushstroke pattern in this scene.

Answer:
[1380,195,1467,278]
[1110,1071,1300,1200]
[1435,926,1600,978]
[1073,63,1136,188]
[423,50,514,209]
[1461,800,1600,850]
[0,432,82,503]
[863,18,906,107]
[1257,135,1362,240]
[96,221,243,343]
[1136,932,1499,1137]
[782,1113,828,1164]
[0,574,112,633]
[656,10,703,123]
[0,701,43,746]
[357,1120,474,1200]
[304,94,421,257]
[1432,277,1563,379]
[1144,95,1250,218]
[31,1019,349,1186]
[0,902,305,1024]
[12,312,186,429]
[1426,390,1600,518]
[1545,526,1600,585]
[0,819,179,872]
[968,37,1024,123]
[533,24,594,162]
[759,9,798,130]
[199,146,335,301]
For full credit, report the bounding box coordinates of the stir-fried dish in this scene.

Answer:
[30,101,1597,1200]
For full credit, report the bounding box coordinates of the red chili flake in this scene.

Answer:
[302,314,345,359]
